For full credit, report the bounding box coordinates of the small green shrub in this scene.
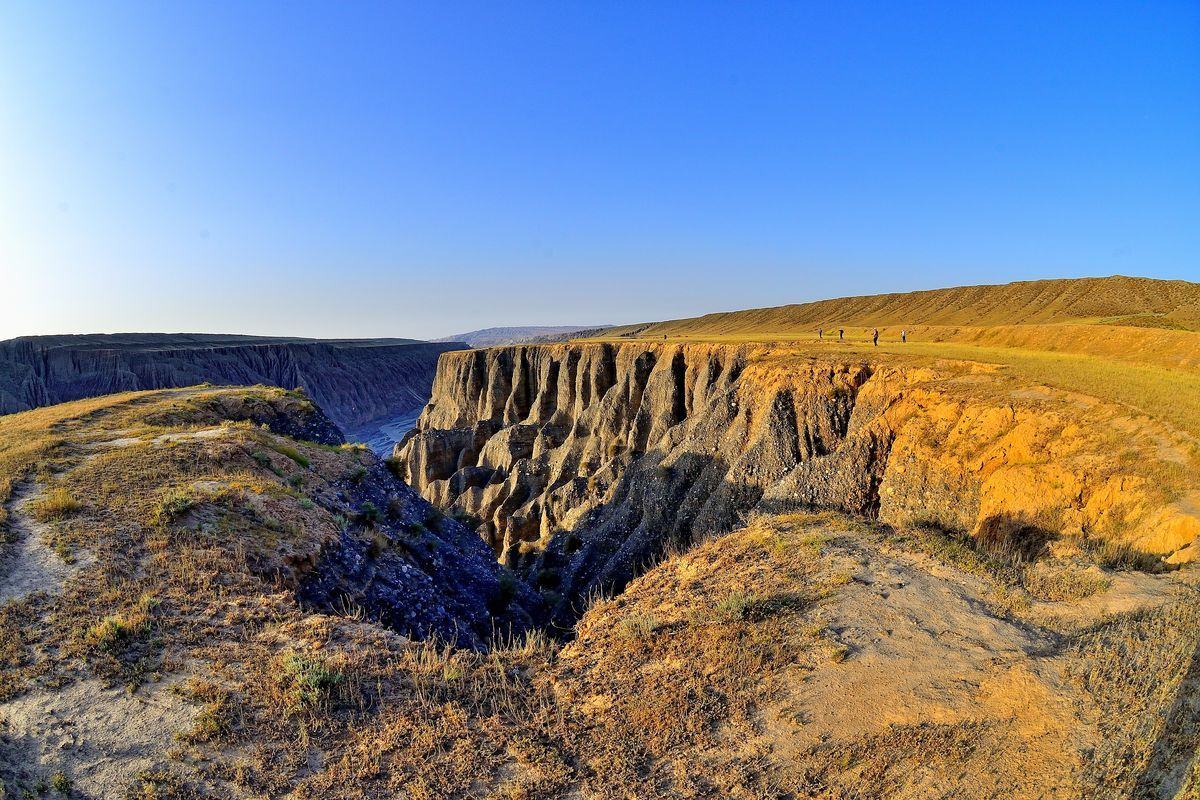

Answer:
[387,496,404,518]
[715,590,758,622]
[277,651,343,715]
[449,508,481,528]
[50,772,72,793]
[358,501,382,526]
[152,490,195,525]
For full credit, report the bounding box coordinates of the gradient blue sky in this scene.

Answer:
[2,1,1197,340]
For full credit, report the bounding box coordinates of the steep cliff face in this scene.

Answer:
[395,343,1200,619]
[0,335,465,432]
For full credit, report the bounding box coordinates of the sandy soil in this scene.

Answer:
[0,483,88,604]
[0,676,197,798]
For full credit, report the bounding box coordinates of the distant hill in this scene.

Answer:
[603,276,1200,337]
[5,333,423,350]
[0,333,466,432]
[435,325,611,348]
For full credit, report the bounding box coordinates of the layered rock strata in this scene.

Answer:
[395,343,1200,620]
[0,334,465,432]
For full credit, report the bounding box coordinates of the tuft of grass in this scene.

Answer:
[86,611,150,654]
[618,613,660,640]
[714,590,758,622]
[29,487,82,521]
[178,682,235,744]
[358,501,382,526]
[276,651,344,716]
[126,768,198,800]
[1081,538,1167,573]
[1022,562,1111,602]
[50,771,72,793]
[270,441,310,469]
[250,450,280,476]
[151,489,195,526]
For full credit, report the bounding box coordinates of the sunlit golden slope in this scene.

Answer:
[606,275,1200,336]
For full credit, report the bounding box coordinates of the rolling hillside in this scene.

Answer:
[604,276,1200,337]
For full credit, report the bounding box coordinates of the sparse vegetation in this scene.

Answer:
[151,489,195,525]
[358,500,382,526]
[1022,561,1110,602]
[29,486,82,521]
[50,771,72,794]
[618,612,660,639]
[714,590,757,621]
[270,441,310,469]
[275,650,345,717]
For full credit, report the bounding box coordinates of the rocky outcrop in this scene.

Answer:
[295,448,545,649]
[0,334,466,433]
[395,343,1200,621]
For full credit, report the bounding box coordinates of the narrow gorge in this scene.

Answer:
[0,334,465,443]
[395,341,1200,624]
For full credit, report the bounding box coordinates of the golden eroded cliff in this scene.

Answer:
[395,343,1199,620]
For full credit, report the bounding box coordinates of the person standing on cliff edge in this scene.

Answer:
[819,329,824,340]
[872,328,879,347]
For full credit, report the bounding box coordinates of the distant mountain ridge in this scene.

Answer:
[0,333,466,432]
[602,276,1200,337]
[434,325,610,348]
[7,333,422,350]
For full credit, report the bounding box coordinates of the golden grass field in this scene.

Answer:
[584,277,1200,441]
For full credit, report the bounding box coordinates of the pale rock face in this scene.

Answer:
[396,342,1199,622]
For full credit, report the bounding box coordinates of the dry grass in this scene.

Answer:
[1065,597,1200,797]
[0,385,1193,798]
[600,275,1200,335]
[1021,562,1110,602]
[28,486,83,521]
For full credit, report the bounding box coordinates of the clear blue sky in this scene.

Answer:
[2,1,1197,340]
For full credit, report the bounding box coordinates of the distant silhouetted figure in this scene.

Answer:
[838,328,844,341]
[818,329,824,340]
[872,329,879,347]
[901,329,907,343]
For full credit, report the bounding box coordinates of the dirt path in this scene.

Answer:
[0,676,198,798]
[0,482,86,604]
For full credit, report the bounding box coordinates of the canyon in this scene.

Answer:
[0,333,465,441]
[3,278,1200,797]
[394,341,1200,623]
